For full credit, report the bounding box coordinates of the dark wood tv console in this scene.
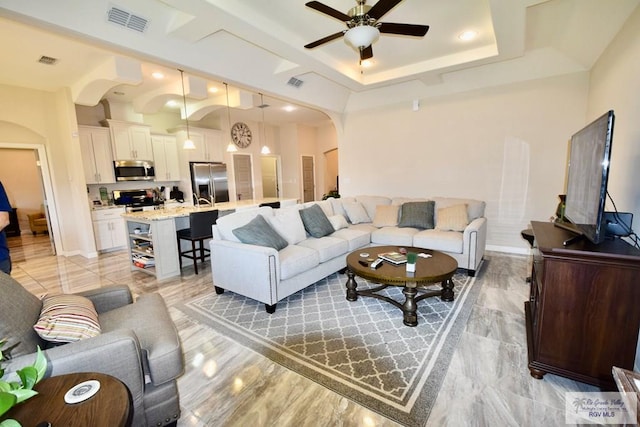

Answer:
[525,221,640,389]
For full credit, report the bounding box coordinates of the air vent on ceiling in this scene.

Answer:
[107,6,149,33]
[287,77,304,88]
[257,103,270,109]
[38,55,58,65]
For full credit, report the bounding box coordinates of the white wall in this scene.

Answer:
[0,84,95,257]
[587,6,640,239]
[339,73,590,251]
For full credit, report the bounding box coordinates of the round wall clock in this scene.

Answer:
[231,122,252,148]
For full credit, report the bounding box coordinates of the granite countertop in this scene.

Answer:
[121,198,291,221]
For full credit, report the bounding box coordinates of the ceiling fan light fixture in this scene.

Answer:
[344,25,379,49]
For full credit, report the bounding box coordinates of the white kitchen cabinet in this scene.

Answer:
[91,207,127,251]
[78,126,115,184]
[103,119,153,161]
[172,127,223,162]
[151,134,180,181]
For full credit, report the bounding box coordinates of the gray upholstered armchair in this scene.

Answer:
[0,272,184,427]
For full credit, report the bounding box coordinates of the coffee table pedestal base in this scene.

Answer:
[346,270,455,327]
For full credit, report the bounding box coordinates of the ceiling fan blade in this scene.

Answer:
[305,1,352,22]
[378,22,429,37]
[304,31,345,49]
[367,0,403,20]
[360,45,373,60]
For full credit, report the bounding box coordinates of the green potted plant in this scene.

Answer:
[0,339,46,427]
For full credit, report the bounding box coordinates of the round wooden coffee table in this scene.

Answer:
[345,246,458,326]
[3,372,131,427]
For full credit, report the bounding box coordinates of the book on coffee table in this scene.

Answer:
[378,251,407,265]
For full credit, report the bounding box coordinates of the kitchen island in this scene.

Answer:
[122,198,296,280]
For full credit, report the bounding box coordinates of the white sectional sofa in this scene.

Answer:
[209,196,486,313]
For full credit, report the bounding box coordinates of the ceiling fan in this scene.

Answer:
[304,0,429,61]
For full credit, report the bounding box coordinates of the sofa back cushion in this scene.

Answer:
[342,201,371,224]
[0,272,44,357]
[215,206,274,242]
[328,197,355,219]
[372,204,400,227]
[299,204,335,238]
[232,214,289,250]
[355,196,391,220]
[267,205,307,245]
[432,197,486,221]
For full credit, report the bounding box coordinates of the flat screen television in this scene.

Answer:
[560,110,615,244]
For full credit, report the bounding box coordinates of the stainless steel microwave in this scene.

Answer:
[113,160,155,182]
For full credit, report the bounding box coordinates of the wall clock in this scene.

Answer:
[231,122,252,148]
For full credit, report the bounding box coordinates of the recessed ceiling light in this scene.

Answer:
[208,87,219,94]
[458,31,477,41]
[152,71,164,79]
[283,105,296,112]
[166,100,179,108]
[360,59,374,68]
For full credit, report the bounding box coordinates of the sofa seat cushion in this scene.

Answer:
[413,229,463,254]
[297,236,349,263]
[371,227,418,246]
[347,223,378,234]
[99,293,183,385]
[331,228,371,251]
[279,245,320,280]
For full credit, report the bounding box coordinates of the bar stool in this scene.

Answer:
[177,210,219,274]
[259,201,280,209]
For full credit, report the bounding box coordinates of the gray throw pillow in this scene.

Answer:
[398,201,435,229]
[299,204,335,238]
[232,215,288,250]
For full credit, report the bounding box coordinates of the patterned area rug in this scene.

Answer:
[177,271,480,426]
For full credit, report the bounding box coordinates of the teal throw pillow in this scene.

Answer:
[398,201,435,229]
[299,204,335,238]
[232,215,288,250]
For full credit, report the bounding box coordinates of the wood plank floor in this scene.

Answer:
[6,235,598,426]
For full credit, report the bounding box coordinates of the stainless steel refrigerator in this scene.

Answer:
[189,162,229,204]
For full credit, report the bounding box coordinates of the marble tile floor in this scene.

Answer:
[6,238,601,426]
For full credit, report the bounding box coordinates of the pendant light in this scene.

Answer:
[224,83,238,153]
[179,69,196,150]
[259,93,270,155]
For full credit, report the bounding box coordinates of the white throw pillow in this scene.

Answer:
[327,214,349,231]
[435,204,469,231]
[372,204,400,227]
[267,206,307,245]
[343,201,371,224]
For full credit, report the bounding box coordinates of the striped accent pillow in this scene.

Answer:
[33,294,101,343]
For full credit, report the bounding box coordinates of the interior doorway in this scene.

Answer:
[324,148,338,196]
[302,155,315,202]
[233,154,254,201]
[0,145,57,260]
[260,156,280,198]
